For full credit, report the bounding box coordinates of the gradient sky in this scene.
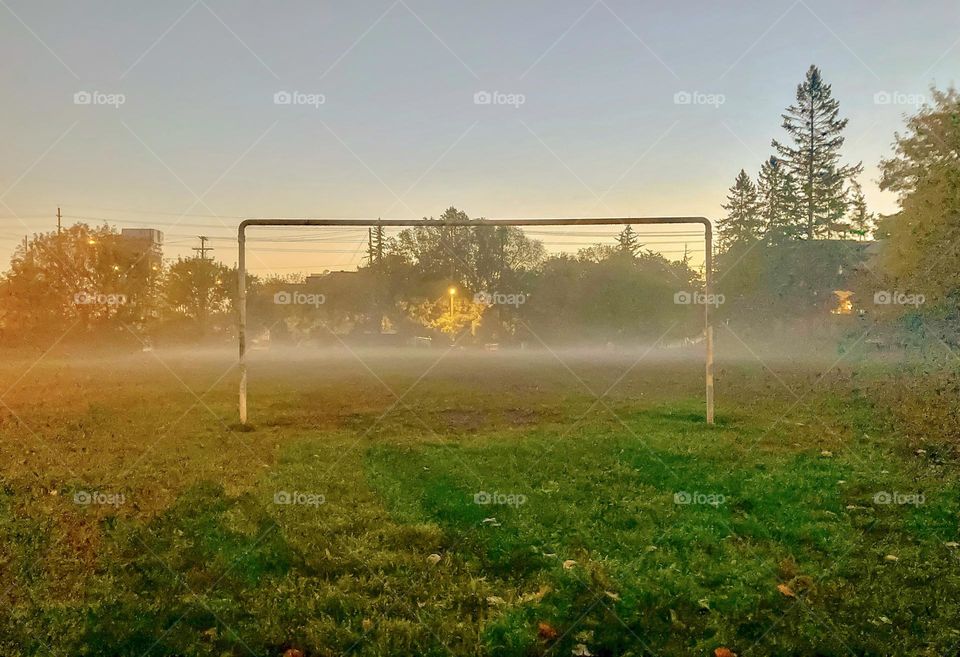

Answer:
[1,0,957,273]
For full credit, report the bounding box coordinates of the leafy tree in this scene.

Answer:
[392,207,544,292]
[163,256,234,334]
[0,223,159,342]
[772,65,862,239]
[878,87,960,311]
[719,169,762,250]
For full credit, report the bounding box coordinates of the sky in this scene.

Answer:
[1,0,957,274]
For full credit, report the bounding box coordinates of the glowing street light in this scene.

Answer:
[448,286,457,318]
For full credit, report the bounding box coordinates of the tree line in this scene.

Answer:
[0,209,702,347]
[719,65,872,250]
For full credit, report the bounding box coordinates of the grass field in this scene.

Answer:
[1,345,959,656]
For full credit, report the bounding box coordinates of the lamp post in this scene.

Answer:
[448,286,457,320]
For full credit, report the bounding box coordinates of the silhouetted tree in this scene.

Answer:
[772,65,862,239]
[719,169,761,250]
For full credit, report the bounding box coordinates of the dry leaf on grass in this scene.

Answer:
[777,583,796,598]
[714,648,738,657]
[538,621,558,639]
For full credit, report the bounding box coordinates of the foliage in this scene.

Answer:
[877,87,960,317]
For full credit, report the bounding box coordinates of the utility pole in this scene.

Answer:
[192,236,214,334]
[192,235,214,260]
[57,207,62,235]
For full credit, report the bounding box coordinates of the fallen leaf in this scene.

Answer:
[361,618,373,631]
[538,621,558,639]
[486,596,506,606]
[945,542,959,549]
[520,584,551,603]
[571,644,593,656]
[884,554,899,562]
[604,590,620,601]
[562,559,577,570]
[820,450,833,457]
[283,650,304,657]
[777,584,796,598]
[714,648,737,657]
[426,553,441,565]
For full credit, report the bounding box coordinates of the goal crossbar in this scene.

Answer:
[237,217,714,425]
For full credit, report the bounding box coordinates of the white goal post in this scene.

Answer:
[237,217,714,426]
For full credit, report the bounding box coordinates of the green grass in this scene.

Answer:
[1,349,959,655]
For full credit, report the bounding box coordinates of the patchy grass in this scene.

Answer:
[0,348,959,655]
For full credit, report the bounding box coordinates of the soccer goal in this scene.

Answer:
[237,217,714,426]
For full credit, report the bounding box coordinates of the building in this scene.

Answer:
[120,228,164,271]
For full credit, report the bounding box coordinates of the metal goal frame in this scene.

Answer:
[237,217,714,425]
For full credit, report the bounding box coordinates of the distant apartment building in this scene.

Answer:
[120,228,164,320]
[120,228,164,271]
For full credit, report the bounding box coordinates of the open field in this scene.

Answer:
[1,345,959,656]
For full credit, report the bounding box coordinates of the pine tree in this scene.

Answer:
[373,222,386,263]
[772,65,862,239]
[846,179,873,240]
[719,169,761,250]
[616,225,642,258]
[757,156,798,244]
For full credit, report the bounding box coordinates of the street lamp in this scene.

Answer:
[448,286,457,319]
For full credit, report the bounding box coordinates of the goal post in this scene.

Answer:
[237,217,714,426]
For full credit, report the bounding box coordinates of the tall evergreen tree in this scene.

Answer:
[757,156,800,244]
[846,179,873,241]
[616,225,642,257]
[719,169,762,250]
[772,65,862,239]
